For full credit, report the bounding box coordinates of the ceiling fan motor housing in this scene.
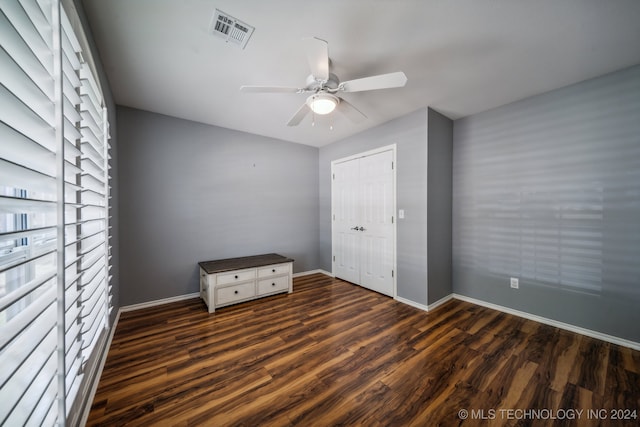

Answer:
[306,73,340,91]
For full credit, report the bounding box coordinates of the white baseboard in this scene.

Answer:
[79,310,122,427]
[395,293,454,312]
[395,292,640,350]
[428,294,455,311]
[119,292,200,312]
[395,296,428,311]
[293,269,334,278]
[453,293,640,351]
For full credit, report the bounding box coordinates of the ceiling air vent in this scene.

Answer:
[209,9,254,49]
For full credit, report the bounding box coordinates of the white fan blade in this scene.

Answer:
[240,85,302,93]
[340,71,407,92]
[287,103,311,126]
[304,37,329,82]
[337,98,367,123]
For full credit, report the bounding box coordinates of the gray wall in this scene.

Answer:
[320,109,430,304]
[117,107,319,306]
[452,65,640,342]
[427,108,453,304]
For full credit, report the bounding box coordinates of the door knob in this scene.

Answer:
[351,226,359,230]
[358,227,366,231]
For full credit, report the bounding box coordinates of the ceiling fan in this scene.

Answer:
[240,37,408,127]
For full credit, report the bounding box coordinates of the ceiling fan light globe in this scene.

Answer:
[312,98,336,115]
[307,93,339,115]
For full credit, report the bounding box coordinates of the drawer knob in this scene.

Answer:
[272,282,276,286]
[234,290,239,294]
[272,269,276,273]
[235,275,238,279]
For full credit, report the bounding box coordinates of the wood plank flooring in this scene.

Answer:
[87,274,640,426]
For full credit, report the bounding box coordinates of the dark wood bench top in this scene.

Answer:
[199,253,294,275]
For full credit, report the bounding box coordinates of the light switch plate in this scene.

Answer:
[398,209,405,219]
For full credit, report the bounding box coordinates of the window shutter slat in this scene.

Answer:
[24,380,57,427]
[0,314,55,387]
[79,65,101,106]
[0,45,54,111]
[4,351,57,425]
[16,0,53,51]
[0,329,56,420]
[0,157,57,195]
[0,10,53,97]
[0,84,55,147]
[0,2,53,75]
[63,93,81,123]
[0,286,56,350]
[0,121,56,169]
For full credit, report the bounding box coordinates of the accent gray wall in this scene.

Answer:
[427,108,453,305]
[319,108,453,306]
[453,65,640,342]
[117,107,319,306]
[320,109,430,304]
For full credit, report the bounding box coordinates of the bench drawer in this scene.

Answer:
[257,275,289,295]
[217,268,256,285]
[217,282,256,306]
[258,263,290,278]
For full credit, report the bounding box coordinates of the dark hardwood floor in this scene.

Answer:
[87,274,640,426]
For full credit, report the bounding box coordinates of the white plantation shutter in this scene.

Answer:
[0,1,111,425]
[0,1,59,425]
[60,6,84,413]
[78,62,111,368]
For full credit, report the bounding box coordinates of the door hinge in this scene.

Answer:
[333,214,335,220]
[392,216,394,224]
[392,270,394,278]
[333,255,335,262]
[391,161,394,170]
[332,173,335,180]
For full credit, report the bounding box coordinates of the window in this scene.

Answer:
[0,1,111,425]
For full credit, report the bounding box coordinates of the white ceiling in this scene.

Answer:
[81,0,640,147]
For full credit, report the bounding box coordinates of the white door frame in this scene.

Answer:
[331,144,397,297]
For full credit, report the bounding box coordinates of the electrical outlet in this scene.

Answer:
[510,277,519,289]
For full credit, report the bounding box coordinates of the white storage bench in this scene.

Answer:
[198,253,294,313]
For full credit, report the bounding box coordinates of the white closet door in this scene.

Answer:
[332,148,395,297]
[332,158,360,284]
[359,150,394,296]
